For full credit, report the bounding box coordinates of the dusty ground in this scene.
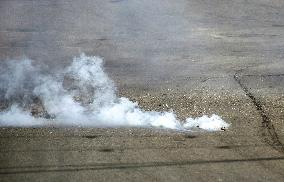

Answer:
[0,0,284,181]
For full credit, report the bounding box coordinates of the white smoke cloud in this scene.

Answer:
[0,54,230,131]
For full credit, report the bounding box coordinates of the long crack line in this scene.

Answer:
[234,71,284,153]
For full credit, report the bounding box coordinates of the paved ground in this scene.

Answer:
[0,0,284,181]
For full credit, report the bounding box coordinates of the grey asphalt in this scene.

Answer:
[0,0,284,181]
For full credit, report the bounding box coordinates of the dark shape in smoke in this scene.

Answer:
[0,59,42,112]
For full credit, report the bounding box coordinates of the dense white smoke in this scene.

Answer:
[0,54,229,131]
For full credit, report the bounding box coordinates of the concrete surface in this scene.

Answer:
[0,0,284,181]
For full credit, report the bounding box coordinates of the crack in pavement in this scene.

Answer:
[242,74,284,77]
[234,71,284,153]
[0,156,283,175]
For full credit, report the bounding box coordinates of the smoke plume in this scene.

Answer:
[0,54,229,131]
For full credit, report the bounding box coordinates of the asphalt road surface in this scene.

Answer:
[0,0,284,181]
